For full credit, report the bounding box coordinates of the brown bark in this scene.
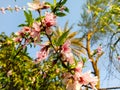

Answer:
[86,32,100,89]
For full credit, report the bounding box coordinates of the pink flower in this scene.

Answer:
[62,73,82,90]
[61,40,74,64]
[21,26,31,33]
[78,71,92,85]
[44,12,56,27]
[27,1,41,10]
[30,22,41,43]
[63,52,74,64]
[15,30,24,37]
[89,76,98,90]
[117,56,120,60]
[35,45,49,63]
[27,1,49,11]
[62,40,71,53]
[32,22,41,32]
[30,30,40,43]
[74,61,83,73]
[97,46,102,55]
[66,80,82,90]
[62,70,98,90]
[77,71,98,89]
[0,7,5,14]
[13,37,22,42]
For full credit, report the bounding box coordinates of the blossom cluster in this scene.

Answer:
[62,62,98,90]
[12,0,98,90]
[13,1,56,63]
[13,23,41,44]
[13,12,56,43]
[61,40,74,64]
[34,40,98,89]
[0,5,26,14]
[35,45,49,64]
[0,1,50,14]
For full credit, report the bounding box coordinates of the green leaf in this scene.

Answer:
[55,12,66,17]
[61,0,67,5]
[81,57,87,63]
[45,2,54,11]
[24,11,34,26]
[56,30,69,46]
[64,7,69,13]
[53,0,57,6]
[18,24,27,27]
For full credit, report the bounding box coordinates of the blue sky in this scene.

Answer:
[0,0,120,89]
[0,0,85,35]
[0,0,85,61]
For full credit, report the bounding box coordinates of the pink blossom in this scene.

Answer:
[63,52,74,64]
[27,1,49,11]
[35,45,49,63]
[27,1,41,10]
[22,26,31,33]
[30,30,40,43]
[62,40,71,53]
[117,56,120,60]
[61,40,74,64]
[66,80,82,90]
[44,12,56,27]
[30,22,41,43]
[32,22,41,32]
[97,46,102,55]
[89,76,98,90]
[13,37,22,42]
[62,73,82,90]
[78,71,92,85]
[77,71,98,89]
[62,68,98,90]
[74,61,83,73]
[15,30,24,37]
[0,7,5,14]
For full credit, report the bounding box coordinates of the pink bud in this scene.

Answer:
[15,5,21,12]
[74,62,83,73]
[0,7,5,14]
[44,12,56,27]
[97,46,102,55]
[118,56,120,60]
[13,37,22,42]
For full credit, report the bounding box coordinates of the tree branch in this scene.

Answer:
[99,86,120,90]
